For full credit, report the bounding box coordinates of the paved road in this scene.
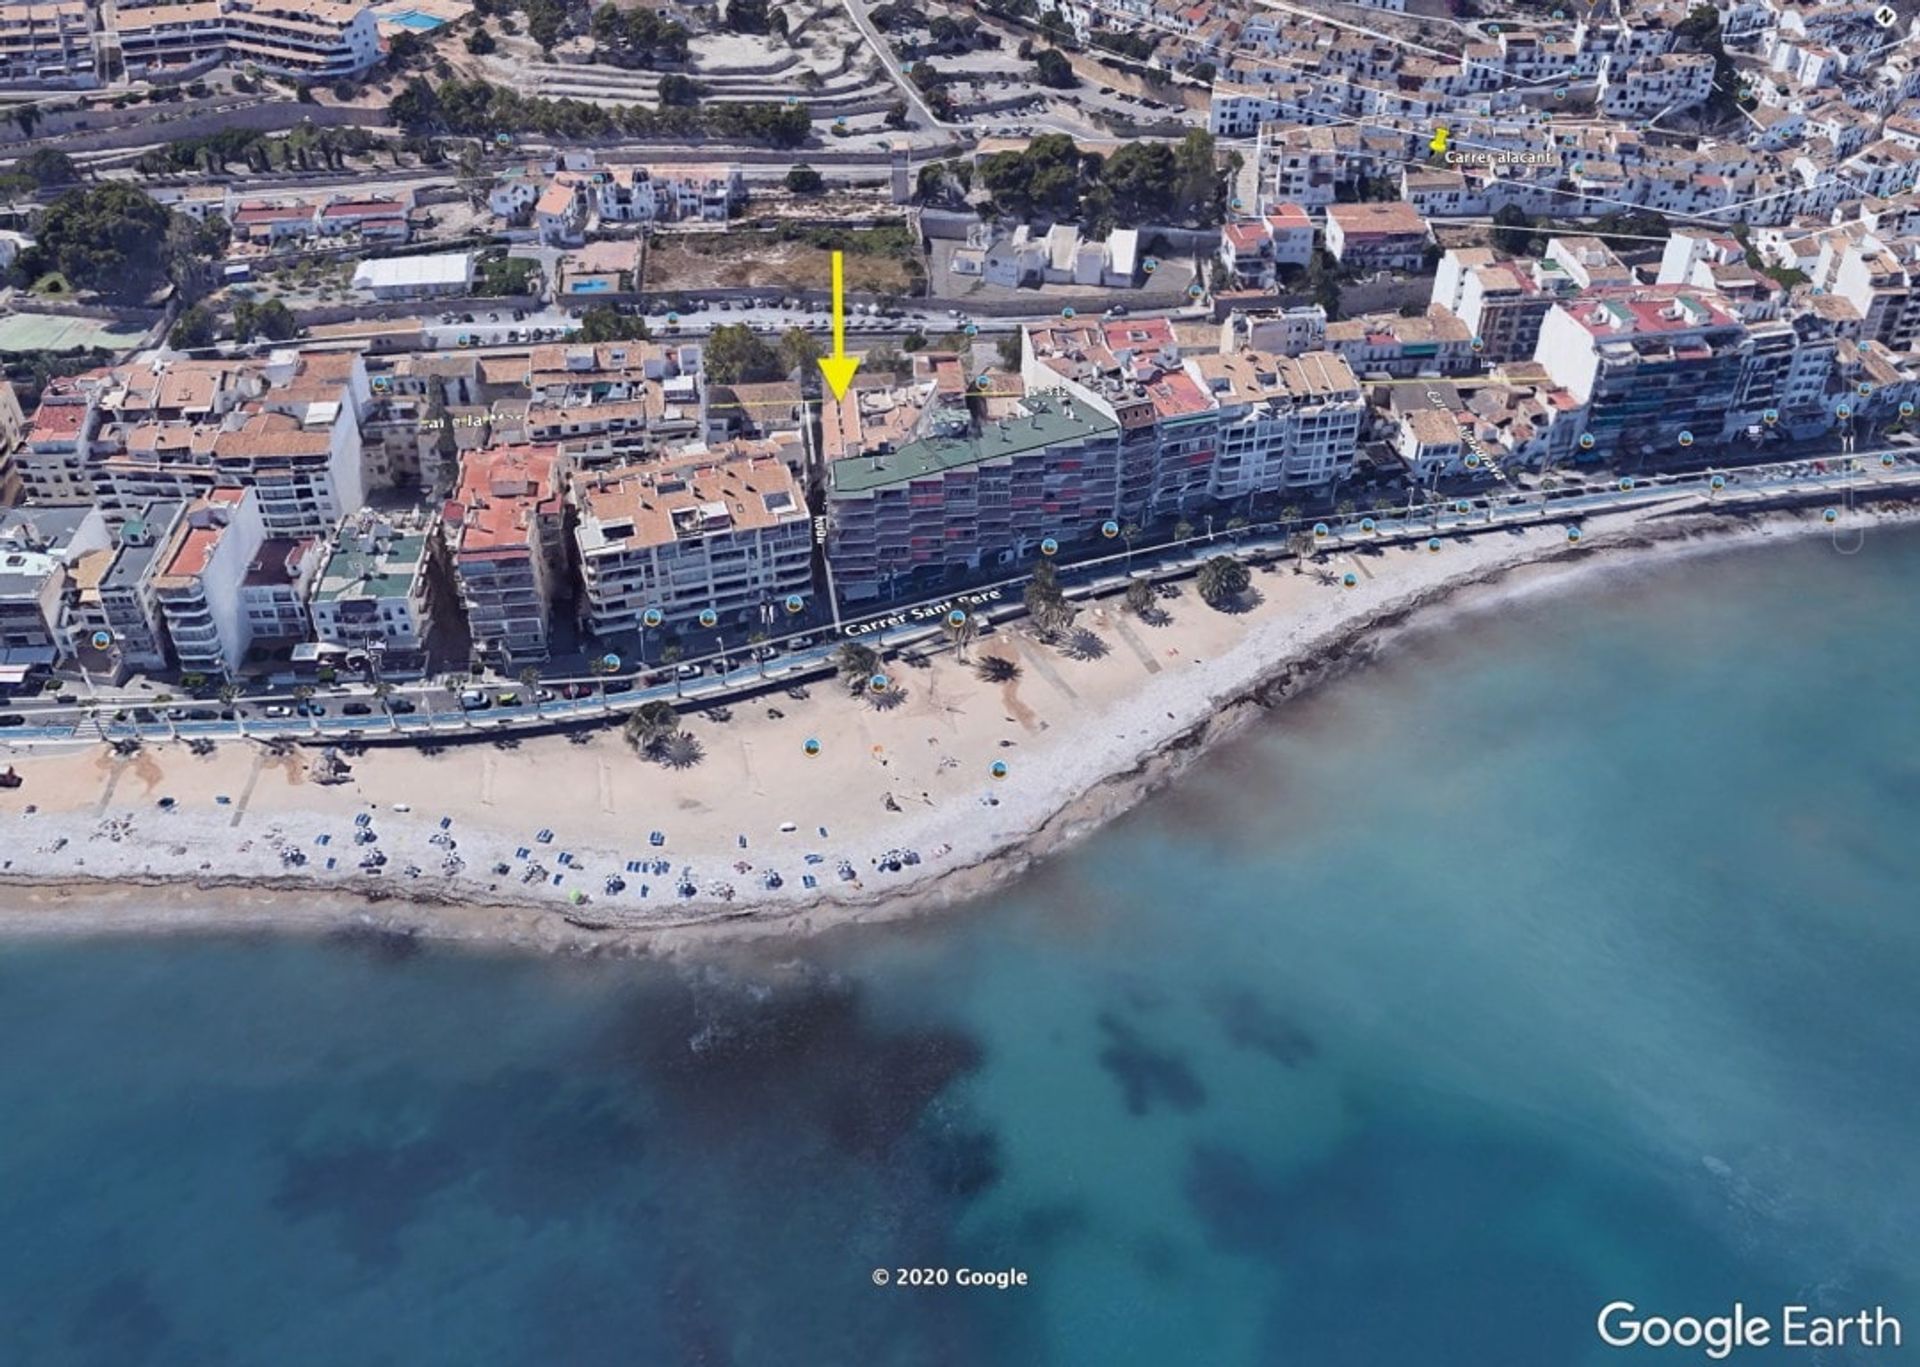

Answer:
[6,450,1914,752]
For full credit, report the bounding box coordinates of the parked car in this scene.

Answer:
[388,699,417,714]
[343,702,372,716]
[459,690,489,710]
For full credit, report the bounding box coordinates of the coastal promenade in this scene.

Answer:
[1,479,1916,945]
[4,448,1917,753]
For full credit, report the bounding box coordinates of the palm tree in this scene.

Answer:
[654,730,705,770]
[517,665,543,713]
[219,682,245,738]
[1197,554,1251,609]
[373,680,398,733]
[1280,503,1302,529]
[1225,515,1249,539]
[833,641,880,694]
[1121,521,1140,567]
[976,655,1021,684]
[941,612,977,661]
[1335,498,1357,522]
[445,672,474,727]
[1173,518,1196,544]
[1124,578,1154,617]
[747,630,770,679]
[1287,529,1315,570]
[624,700,679,753]
[661,645,684,696]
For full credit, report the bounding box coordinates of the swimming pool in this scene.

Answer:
[570,279,612,293]
[389,11,444,30]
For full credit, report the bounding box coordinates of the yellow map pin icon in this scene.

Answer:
[1429,127,1450,154]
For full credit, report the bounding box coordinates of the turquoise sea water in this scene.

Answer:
[3,528,1918,1366]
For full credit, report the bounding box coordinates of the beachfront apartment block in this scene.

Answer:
[826,389,1122,604]
[1533,289,1754,459]
[111,0,379,81]
[0,503,109,677]
[1025,317,1365,512]
[1188,350,1367,496]
[150,488,264,679]
[63,502,189,677]
[0,0,95,86]
[445,443,567,667]
[572,454,811,635]
[307,511,437,675]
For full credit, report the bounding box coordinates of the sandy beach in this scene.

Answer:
[3,493,1914,951]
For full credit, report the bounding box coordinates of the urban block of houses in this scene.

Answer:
[1322,202,1434,273]
[1216,204,1316,290]
[488,157,747,245]
[949,222,1143,290]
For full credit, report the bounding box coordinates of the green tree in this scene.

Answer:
[26,185,176,302]
[784,163,824,195]
[777,325,821,376]
[168,304,217,351]
[833,642,880,694]
[703,323,782,383]
[577,305,648,342]
[232,297,298,342]
[1123,578,1154,617]
[1307,249,1342,322]
[658,74,702,106]
[625,699,679,751]
[1196,554,1250,608]
[726,0,771,33]
[1491,204,1541,256]
[1033,48,1076,88]
[16,148,77,187]
[465,26,495,54]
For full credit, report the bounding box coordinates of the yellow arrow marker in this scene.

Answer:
[818,249,861,401]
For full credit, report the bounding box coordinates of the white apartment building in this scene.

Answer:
[307,512,435,671]
[113,0,379,81]
[1187,349,1366,495]
[1596,51,1716,120]
[0,0,94,85]
[446,443,567,666]
[151,487,265,679]
[574,456,812,635]
[63,501,188,675]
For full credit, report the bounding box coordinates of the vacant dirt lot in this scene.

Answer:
[643,233,920,294]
